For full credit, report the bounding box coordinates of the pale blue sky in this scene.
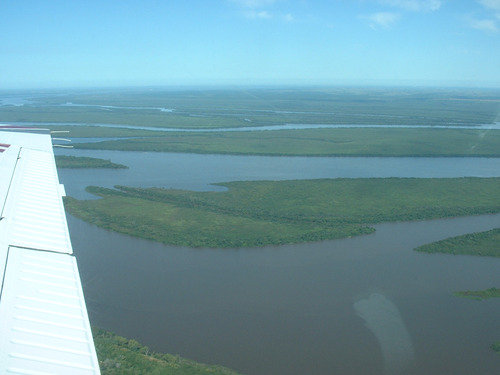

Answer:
[1,0,499,88]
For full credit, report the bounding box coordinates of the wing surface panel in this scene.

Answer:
[2,147,72,253]
[0,128,100,374]
[0,144,20,216]
[0,247,99,375]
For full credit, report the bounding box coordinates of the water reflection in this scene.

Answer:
[354,293,415,374]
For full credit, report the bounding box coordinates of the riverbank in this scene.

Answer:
[55,155,128,169]
[93,327,242,375]
[414,227,500,257]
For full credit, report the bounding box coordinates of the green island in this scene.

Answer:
[63,177,500,248]
[55,155,128,169]
[454,287,500,300]
[456,284,500,355]
[414,227,500,257]
[92,327,241,375]
[415,228,500,354]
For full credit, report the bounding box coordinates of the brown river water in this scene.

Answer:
[57,150,500,375]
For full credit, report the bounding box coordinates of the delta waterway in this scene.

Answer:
[56,149,500,375]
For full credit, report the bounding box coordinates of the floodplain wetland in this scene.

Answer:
[2,86,499,127]
[7,87,498,158]
[4,86,500,374]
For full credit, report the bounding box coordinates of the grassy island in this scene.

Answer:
[93,327,241,375]
[454,287,500,300]
[63,177,500,248]
[453,285,500,354]
[55,155,128,169]
[414,227,500,257]
[418,228,500,354]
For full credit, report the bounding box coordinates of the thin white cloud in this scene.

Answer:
[230,0,293,22]
[378,0,441,12]
[282,13,294,22]
[229,0,294,23]
[362,12,401,29]
[470,18,498,32]
[477,0,500,11]
[244,10,273,19]
[230,0,278,9]
[471,0,500,32]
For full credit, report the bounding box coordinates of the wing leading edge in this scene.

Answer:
[0,128,101,375]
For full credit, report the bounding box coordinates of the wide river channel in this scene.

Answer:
[56,149,500,375]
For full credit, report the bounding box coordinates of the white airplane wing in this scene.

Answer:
[0,127,101,374]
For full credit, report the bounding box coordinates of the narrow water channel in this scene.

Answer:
[56,149,500,198]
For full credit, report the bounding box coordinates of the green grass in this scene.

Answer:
[63,177,500,248]
[92,327,242,375]
[55,155,128,169]
[73,128,500,157]
[414,227,500,257]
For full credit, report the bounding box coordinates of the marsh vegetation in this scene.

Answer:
[4,87,499,129]
[55,155,127,169]
[64,177,500,248]
[8,87,500,372]
[454,287,500,300]
[415,227,500,257]
[93,327,241,375]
